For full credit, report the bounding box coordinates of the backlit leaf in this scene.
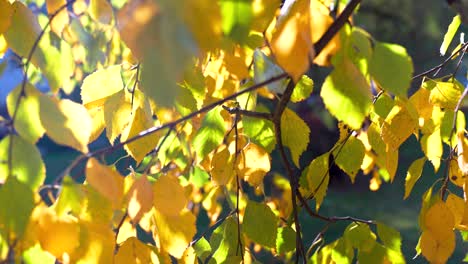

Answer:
[420,230,455,264]
[381,102,418,151]
[344,222,376,250]
[237,143,271,186]
[331,238,353,264]
[127,175,153,224]
[120,107,160,163]
[251,0,279,32]
[103,90,132,144]
[115,237,152,264]
[253,49,289,94]
[210,216,243,263]
[0,177,34,240]
[376,222,402,252]
[243,114,276,153]
[404,157,426,199]
[291,75,313,103]
[425,201,455,238]
[87,106,105,143]
[153,174,187,216]
[193,107,226,159]
[86,158,124,209]
[449,158,465,187]
[46,0,69,35]
[457,131,468,176]
[89,0,113,25]
[210,145,235,186]
[54,176,84,216]
[421,130,442,172]
[333,136,365,182]
[369,42,413,97]
[0,0,12,34]
[39,96,91,152]
[220,0,253,43]
[440,15,461,56]
[302,152,329,210]
[321,58,372,129]
[373,93,394,119]
[428,81,463,110]
[72,222,115,263]
[243,200,278,248]
[81,65,124,109]
[154,209,196,259]
[184,0,222,51]
[270,0,314,82]
[281,107,310,167]
[193,237,211,262]
[446,193,465,229]
[0,135,45,190]
[22,244,55,264]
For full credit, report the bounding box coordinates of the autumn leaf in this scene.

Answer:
[281,107,310,167]
[86,158,124,209]
[237,143,271,187]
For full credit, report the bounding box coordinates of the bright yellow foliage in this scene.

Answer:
[153,174,188,216]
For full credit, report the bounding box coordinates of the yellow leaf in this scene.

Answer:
[184,0,222,51]
[154,209,196,259]
[121,107,160,163]
[251,0,279,32]
[0,0,12,35]
[424,201,455,237]
[116,219,136,244]
[404,157,426,199]
[281,107,310,167]
[270,0,314,82]
[429,81,463,110]
[39,96,91,152]
[449,158,465,187]
[409,87,432,128]
[72,222,115,264]
[381,102,418,151]
[421,130,442,172]
[180,246,197,264]
[237,143,271,187]
[7,83,45,143]
[89,0,113,24]
[87,106,105,143]
[457,131,468,175]
[420,230,455,264]
[302,152,329,210]
[104,89,133,144]
[80,65,124,109]
[385,148,399,182]
[46,0,69,35]
[115,237,152,264]
[86,158,124,209]
[153,174,187,216]
[446,193,466,230]
[36,207,80,259]
[210,145,236,186]
[127,175,153,224]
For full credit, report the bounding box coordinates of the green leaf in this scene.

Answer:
[253,49,288,94]
[344,222,376,250]
[193,107,226,158]
[373,94,394,119]
[193,237,212,262]
[243,107,276,153]
[356,243,386,264]
[7,83,45,143]
[0,177,34,239]
[333,136,365,183]
[0,135,45,190]
[369,42,413,97]
[376,222,402,253]
[404,157,426,199]
[220,0,253,43]
[321,58,372,129]
[440,15,461,56]
[331,238,353,264]
[243,200,278,248]
[189,166,210,188]
[291,75,313,103]
[22,244,55,264]
[346,27,373,75]
[302,152,330,210]
[276,226,296,254]
[210,216,242,264]
[281,107,310,167]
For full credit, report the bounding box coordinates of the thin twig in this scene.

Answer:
[222,105,273,120]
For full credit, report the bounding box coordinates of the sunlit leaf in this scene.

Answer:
[237,143,271,186]
[153,174,187,216]
[103,90,132,144]
[373,93,394,119]
[210,216,243,263]
[291,75,313,103]
[244,201,278,248]
[0,177,34,240]
[281,107,310,167]
[211,145,235,186]
[424,201,455,238]
[369,42,413,97]
[127,175,153,224]
[89,0,113,25]
[381,101,418,151]
[0,0,12,34]
[184,0,222,51]
[72,222,115,263]
[270,0,314,82]
[0,135,45,190]
[220,0,253,43]
[321,58,372,129]
[344,222,376,251]
[120,107,160,163]
[154,209,196,259]
[85,158,124,209]
[428,80,464,110]
[404,157,426,199]
[421,130,442,172]
[39,96,91,152]
[302,152,329,210]
[376,222,402,253]
[440,15,461,56]
[243,113,276,153]
[193,107,226,159]
[420,230,455,264]
[54,176,84,216]
[22,244,55,264]
[46,0,69,35]
[114,237,152,264]
[333,136,365,182]
[449,158,465,187]
[80,65,124,109]
[446,193,466,229]
[193,237,211,262]
[253,48,289,94]
[457,131,468,175]
[331,238,353,264]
